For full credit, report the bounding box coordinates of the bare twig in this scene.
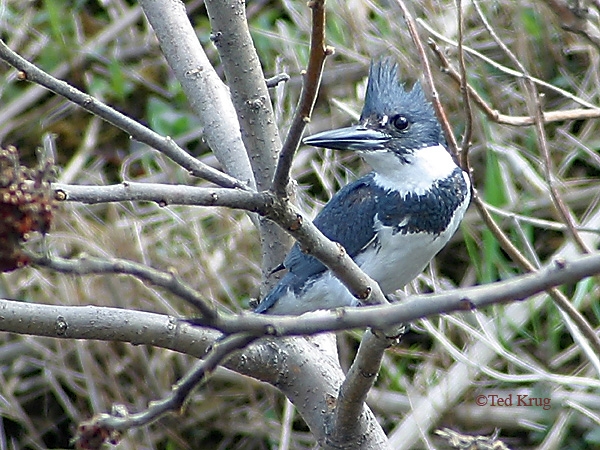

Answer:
[266,73,290,88]
[0,5,144,139]
[0,298,387,446]
[0,39,246,190]
[52,181,268,210]
[271,0,330,197]
[74,333,257,448]
[465,3,600,365]
[542,0,600,50]
[138,0,256,190]
[456,0,474,170]
[201,252,600,338]
[468,187,600,369]
[419,18,600,110]
[481,201,600,234]
[392,0,459,156]
[422,1,600,366]
[27,252,217,320]
[428,42,600,126]
[472,0,592,255]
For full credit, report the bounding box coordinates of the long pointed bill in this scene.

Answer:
[303,125,389,151]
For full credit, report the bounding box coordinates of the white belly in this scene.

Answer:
[266,202,467,315]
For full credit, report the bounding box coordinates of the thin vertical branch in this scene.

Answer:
[456,0,474,170]
[271,0,330,197]
[392,0,459,156]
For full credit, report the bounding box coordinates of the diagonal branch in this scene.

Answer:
[51,181,389,307]
[138,0,256,190]
[74,333,257,448]
[428,41,600,126]
[472,0,592,255]
[204,252,600,337]
[0,39,245,190]
[26,252,217,320]
[419,17,600,110]
[392,0,459,156]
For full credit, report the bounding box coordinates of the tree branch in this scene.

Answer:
[428,41,600,126]
[330,330,391,447]
[271,0,330,197]
[203,0,292,288]
[0,5,144,140]
[393,0,459,156]
[74,333,258,448]
[51,181,389,308]
[420,17,600,110]
[138,0,256,190]
[0,299,388,447]
[0,39,245,190]
[26,251,217,320]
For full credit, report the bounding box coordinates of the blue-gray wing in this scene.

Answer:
[254,173,381,314]
[283,173,379,279]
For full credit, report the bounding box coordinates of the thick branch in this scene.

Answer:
[203,0,291,287]
[138,0,256,190]
[331,330,391,446]
[203,0,280,191]
[0,299,387,446]
[203,252,600,336]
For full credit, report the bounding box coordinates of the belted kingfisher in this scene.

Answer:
[256,60,471,315]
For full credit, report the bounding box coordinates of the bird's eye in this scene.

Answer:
[392,114,409,131]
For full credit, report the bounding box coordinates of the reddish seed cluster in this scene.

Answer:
[0,145,56,271]
[74,422,122,450]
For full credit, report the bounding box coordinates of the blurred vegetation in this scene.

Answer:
[1,0,600,449]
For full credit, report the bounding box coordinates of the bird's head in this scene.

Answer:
[304,60,446,170]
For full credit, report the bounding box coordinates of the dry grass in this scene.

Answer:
[1,0,600,448]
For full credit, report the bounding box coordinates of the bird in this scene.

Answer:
[255,59,471,315]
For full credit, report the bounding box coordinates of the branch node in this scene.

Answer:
[54,189,67,201]
[459,297,476,310]
[358,286,372,300]
[288,213,303,231]
[554,257,568,270]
